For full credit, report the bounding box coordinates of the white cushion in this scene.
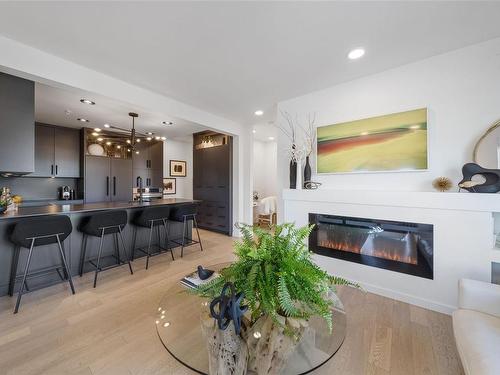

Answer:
[452,309,500,375]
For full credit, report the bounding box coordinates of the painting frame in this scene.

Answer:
[315,108,429,175]
[169,160,187,177]
[163,177,177,195]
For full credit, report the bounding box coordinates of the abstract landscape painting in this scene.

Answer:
[317,108,428,173]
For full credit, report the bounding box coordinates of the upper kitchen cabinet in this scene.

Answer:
[132,140,163,186]
[32,123,81,178]
[0,72,35,175]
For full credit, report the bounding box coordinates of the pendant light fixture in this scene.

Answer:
[129,112,138,152]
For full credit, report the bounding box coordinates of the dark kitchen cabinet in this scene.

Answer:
[111,158,133,202]
[54,126,81,177]
[32,124,81,178]
[85,156,132,203]
[193,132,232,235]
[132,141,163,187]
[33,124,54,177]
[85,156,110,203]
[0,72,34,174]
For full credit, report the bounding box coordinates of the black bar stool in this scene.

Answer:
[9,215,75,314]
[170,204,203,257]
[131,206,174,269]
[79,210,133,287]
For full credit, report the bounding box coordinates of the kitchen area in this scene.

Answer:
[0,70,231,305]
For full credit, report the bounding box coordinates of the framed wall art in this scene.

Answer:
[316,108,428,174]
[170,160,187,177]
[163,178,176,194]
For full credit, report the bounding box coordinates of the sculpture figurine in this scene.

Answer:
[458,163,500,193]
[209,282,248,335]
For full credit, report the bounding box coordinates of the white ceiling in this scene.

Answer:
[1,1,500,134]
[35,83,207,139]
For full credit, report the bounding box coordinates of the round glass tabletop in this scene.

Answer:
[155,263,346,375]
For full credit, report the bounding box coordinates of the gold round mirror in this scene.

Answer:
[473,119,500,169]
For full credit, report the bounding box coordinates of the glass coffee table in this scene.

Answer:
[155,264,346,374]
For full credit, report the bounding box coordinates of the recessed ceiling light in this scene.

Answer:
[254,110,264,116]
[161,136,166,140]
[80,98,95,105]
[106,141,111,146]
[126,139,131,144]
[268,136,275,141]
[97,137,103,142]
[94,128,101,132]
[135,151,140,155]
[146,132,154,135]
[77,118,89,122]
[103,124,111,128]
[252,129,256,134]
[146,137,152,141]
[136,138,141,143]
[348,48,365,60]
[92,132,99,137]
[117,145,121,149]
[162,121,173,126]
[155,136,161,140]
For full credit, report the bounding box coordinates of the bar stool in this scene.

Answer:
[9,215,75,314]
[131,206,174,269]
[170,204,203,257]
[79,210,133,287]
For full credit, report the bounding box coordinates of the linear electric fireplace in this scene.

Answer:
[309,213,434,279]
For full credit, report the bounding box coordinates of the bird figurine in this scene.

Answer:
[197,265,214,280]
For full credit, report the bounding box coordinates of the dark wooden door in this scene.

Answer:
[149,141,163,170]
[193,137,232,235]
[85,156,110,203]
[54,127,80,178]
[32,124,55,177]
[132,142,149,170]
[111,158,132,202]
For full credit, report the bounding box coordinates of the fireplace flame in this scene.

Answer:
[318,239,418,265]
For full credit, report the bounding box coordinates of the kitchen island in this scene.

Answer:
[0,199,199,296]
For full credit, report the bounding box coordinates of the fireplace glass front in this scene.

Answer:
[309,213,433,279]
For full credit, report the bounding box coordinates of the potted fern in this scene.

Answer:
[195,223,357,374]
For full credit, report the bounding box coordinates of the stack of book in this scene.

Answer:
[180,269,218,289]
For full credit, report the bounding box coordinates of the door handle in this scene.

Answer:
[55,165,58,175]
[113,176,116,196]
[106,176,109,196]
[51,165,54,175]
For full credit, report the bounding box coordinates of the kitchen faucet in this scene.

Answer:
[136,176,143,202]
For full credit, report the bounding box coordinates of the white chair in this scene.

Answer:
[452,279,500,375]
[257,196,277,227]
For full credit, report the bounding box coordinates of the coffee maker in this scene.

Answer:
[59,186,70,200]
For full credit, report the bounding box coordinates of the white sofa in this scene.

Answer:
[452,279,500,375]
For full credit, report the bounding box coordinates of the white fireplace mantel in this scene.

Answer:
[282,188,500,213]
[282,188,499,314]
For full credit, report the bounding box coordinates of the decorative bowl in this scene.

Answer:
[88,143,105,156]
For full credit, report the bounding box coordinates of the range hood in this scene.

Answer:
[0,72,35,176]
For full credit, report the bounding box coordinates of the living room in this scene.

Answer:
[0,2,499,375]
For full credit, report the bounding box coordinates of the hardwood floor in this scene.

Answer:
[0,229,463,375]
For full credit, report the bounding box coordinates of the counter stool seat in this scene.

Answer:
[9,215,75,314]
[169,204,203,257]
[131,206,174,269]
[79,210,133,287]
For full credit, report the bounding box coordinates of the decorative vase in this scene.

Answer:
[289,160,297,189]
[296,160,303,190]
[303,156,311,188]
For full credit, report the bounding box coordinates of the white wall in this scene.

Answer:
[253,140,278,199]
[163,138,193,199]
[277,37,500,194]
